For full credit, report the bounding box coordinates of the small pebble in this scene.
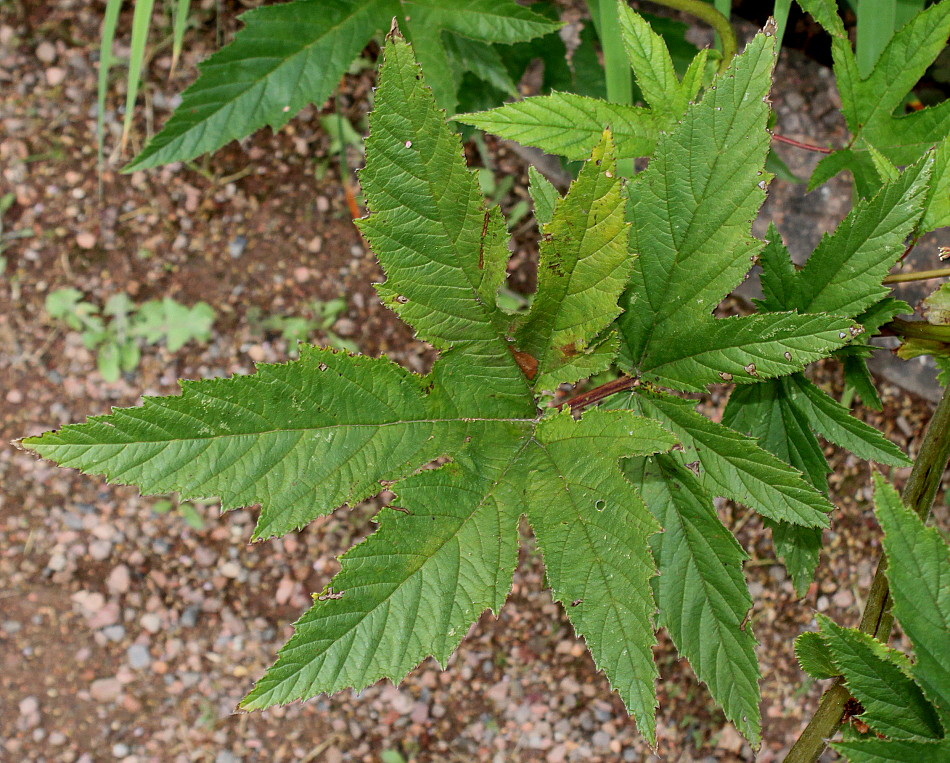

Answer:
[75,232,97,249]
[89,678,122,703]
[107,565,131,595]
[228,235,247,259]
[219,561,241,579]
[89,539,112,561]
[45,67,66,86]
[2,620,22,635]
[140,613,161,634]
[180,606,200,628]
[102,625,126,642]
[832,589,854,609]
[127,644,150,670]
[36,41,56,63]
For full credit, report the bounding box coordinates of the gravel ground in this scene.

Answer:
[1,3,945,762]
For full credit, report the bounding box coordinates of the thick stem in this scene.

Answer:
[886,318,950,342]
[786,385,950,763]
[883,267,950,284]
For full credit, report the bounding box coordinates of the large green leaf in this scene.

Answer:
[637,312,854,392]
[26,33,680,741]
[781,375,909,466]
[126,0,558,171]
[818,614,943,740]
[874,473,950,718]
[627,455,761,745]
[832,737,950,762]
[525,409,675,744]
[791,157,933,317]
[618,31,777,369]
[455,5,711,162]
[127,0,394,171]
[723,372,908,594]
[25,348,454,540]
[400,0,560,115]
[242,434,526,708]
[628,390,833,528]
[723,378,827,594]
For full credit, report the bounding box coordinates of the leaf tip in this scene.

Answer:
[386,16,401,41]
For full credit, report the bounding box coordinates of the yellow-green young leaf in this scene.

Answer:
[527,166,559,227]
[616,2,678,111]
[874,473,950,718]
[125,0,559,171]
[795,631,838,679]
[618,30,777,370]
[616,2,708,117]
[629,390,833,528]
[626,455,761,746]
[516,133,631,390]
[832,737,950,763]
[456,92,659,161]
[817,614,943,741]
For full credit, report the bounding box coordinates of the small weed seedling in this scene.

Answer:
[248,299,358,357]
[45,289,215,381]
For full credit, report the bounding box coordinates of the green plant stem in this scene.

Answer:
[651,0,737,72]
[786,383,950,763]
[887,318,950,341]
[883,267,950,284]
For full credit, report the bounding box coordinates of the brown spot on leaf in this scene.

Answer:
[510,347,538,380]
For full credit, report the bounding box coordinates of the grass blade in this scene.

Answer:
[121,0,156,154]
[856,0,896,77]
[170,0,191,76]
[98,0,124,172]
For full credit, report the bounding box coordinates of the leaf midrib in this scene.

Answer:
[30,415,539,447]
